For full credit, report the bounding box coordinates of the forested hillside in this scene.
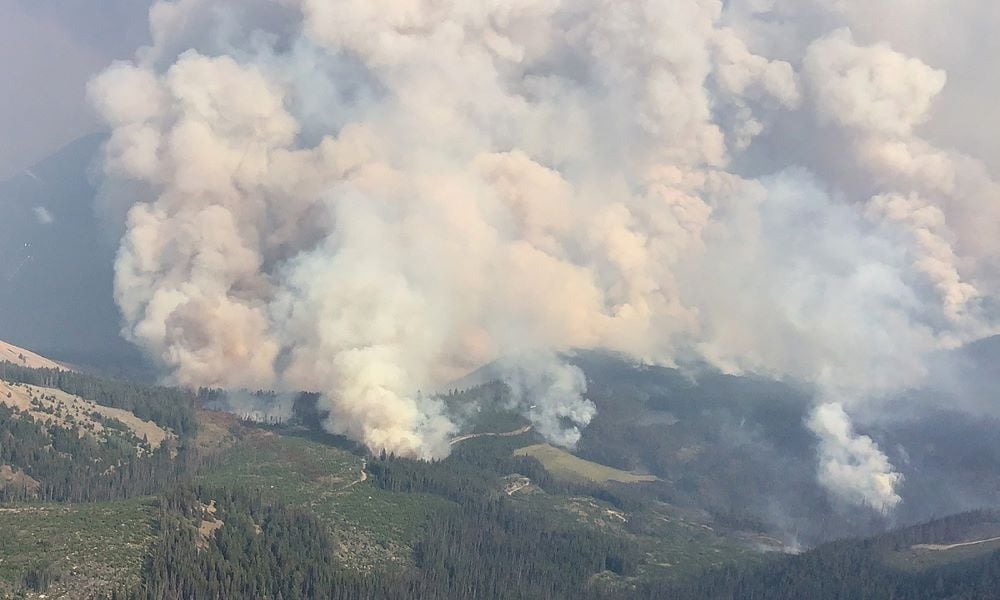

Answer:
[0,362,197,435]
[0,401,190,503]
[612,511,1000,600]
[128,468,1000,600]
[0,363,200,597]
[567,351,1000,546]
[0,363,197,506]
[2,361,999,599]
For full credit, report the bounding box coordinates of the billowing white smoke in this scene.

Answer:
[807,402,902,512]
[89,0,1000,508]
[494,351,595,448]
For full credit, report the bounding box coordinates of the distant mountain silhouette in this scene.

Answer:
[0,134,148,377]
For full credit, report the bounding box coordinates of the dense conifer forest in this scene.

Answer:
[129,483,636,600]
[607,511,1000,600]
[127,480,1000,600]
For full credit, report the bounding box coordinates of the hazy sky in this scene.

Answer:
[0,0,152,179]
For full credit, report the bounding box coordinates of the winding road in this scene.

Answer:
[338,459,368,491]
[449,425,533,446]
[913,536,1000,551]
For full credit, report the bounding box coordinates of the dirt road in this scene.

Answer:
[913,536,1000,551]
[339,459,368,491]
[449,425,532,446]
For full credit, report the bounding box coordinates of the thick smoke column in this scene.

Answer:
[807,402,903,512]
[90,0,1000,507]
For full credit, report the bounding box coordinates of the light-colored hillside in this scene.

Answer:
[0,380,173,447]
[0,339,69,370]
[513,443,658,484]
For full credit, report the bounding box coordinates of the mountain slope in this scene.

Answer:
[0,134,147,375]
[0,379,171,446]
[620,510,1000,600]
[0,339,67,370]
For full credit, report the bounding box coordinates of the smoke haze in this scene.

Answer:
[87,0,1000,507]
[0,0,152,179]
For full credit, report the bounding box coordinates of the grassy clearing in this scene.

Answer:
[0,498,156,598]
[197,428,454,571]
[193,410,239,453]
[514,443,658,484]
[504,440,762,584]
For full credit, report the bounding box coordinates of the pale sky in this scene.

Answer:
[0,0,152,179]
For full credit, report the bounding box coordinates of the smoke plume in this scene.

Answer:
[207,390,297,425]
[90,0,1000,507]
[807,402,903,512]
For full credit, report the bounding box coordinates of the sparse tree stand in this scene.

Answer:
[0,362,198,503]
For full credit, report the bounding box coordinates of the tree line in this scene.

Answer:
[0,361,198,436]
[130,480,636,600]
[0,402,196,502]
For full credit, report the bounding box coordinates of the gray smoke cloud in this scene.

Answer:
[89,0,1000,506]
[494,351,594,448]
[207,390,296,424]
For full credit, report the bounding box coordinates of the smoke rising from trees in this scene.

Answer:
[89,0,1000,507]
